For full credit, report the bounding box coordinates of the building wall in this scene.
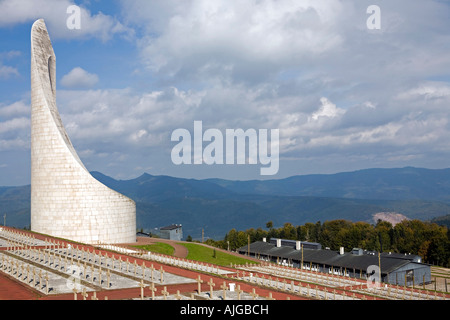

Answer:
[160,228,183,241]
[386,263,432,286]
[30,19,136,244]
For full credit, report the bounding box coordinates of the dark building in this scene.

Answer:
[238,238,431,286]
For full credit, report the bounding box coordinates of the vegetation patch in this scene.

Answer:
[133,242,175,256]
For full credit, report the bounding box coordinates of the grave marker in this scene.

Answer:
[161,286,169,300]
[208,278,216,299]
[220,282,227,300]
[196,275,204,294]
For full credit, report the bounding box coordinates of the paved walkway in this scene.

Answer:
[0,272,42,300]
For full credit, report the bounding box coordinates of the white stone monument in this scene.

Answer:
[30,19,136,244]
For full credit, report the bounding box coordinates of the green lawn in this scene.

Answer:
[132,241,259,267]
[133,242,175,256]
[178,242,258,267]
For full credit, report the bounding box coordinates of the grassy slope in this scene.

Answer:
[178,242,258,267]
[132,241,258,267]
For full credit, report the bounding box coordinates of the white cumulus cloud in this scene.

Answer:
[0,64,19,79]
[0,0,133,41]
[311,98,346,121]
[60,67,99,89]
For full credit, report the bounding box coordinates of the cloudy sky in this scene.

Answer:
[1,0,450,186]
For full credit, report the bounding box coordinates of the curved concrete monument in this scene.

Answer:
[30,19,136,244]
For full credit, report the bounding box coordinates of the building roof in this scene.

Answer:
[269,238,321,249]
[238,241,425,275]
[160,224,182,230]
[244,241,339,264]
[329,252,411,274]
[136,231,151,237]
[380,251,421,262]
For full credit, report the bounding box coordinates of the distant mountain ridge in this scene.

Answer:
[207,167,450,202]
[90,171,237,202]
[2,167,450,239]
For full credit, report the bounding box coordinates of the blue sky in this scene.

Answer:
[1,0,450,186]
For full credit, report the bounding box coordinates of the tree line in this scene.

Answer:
[209,219,450,267]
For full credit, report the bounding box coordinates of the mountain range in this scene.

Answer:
[2,167,450,240]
